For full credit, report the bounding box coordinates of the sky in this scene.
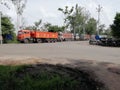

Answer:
[1,0,120,29]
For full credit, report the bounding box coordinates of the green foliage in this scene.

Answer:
[58,5,74,30]
[24,22,64,32]
[104,28,112,37]
[48,25,64,32]
[0,64,107,90]
[24,19,42,31]
[58,4,97,37]
[1,15,16,43]
[44,23,51,30]
[34,19,42,30]
[86,18,97,35]
[99,24,105,35]
[1,16,14,34]
[58,6,74,15]
[111,13,120,39]
[0,65,79,90]
[67,5,89,35]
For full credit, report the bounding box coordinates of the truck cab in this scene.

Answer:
[17,30,31,43]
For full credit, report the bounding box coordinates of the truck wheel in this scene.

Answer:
[24,39,29,43]
[37,39,42,43]
[89,40,93,45]
[53,39,57,43]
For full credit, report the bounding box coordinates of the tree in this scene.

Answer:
[58,6,74,32]
[1,15,16,43]
[58,4,90,40]
[34,19,42,30]
[11,0,27,15]
[11,0,27,30]
[68,5,89,33]
[111,13,120,39]
[86,18,97,35]
[48,25,64,32]
[104,27,112,37]
[40,22,52,31]
[43,23,51,30]
[24,26,36,30]
[2,16,14,34]
[99,24,105,35]
[24,19,42,30]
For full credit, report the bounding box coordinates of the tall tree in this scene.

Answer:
[111,13,120,39]
[1,15,16,43]
[11,0,27,30]
[99,24,105,35]
[1,16,14,34]
[58,6,74,32]
[64,4,90,40]
[86,18,97,35]
[68,5,89,33]
[11,0,27,15]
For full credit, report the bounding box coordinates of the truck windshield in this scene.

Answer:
[18,31,23,35]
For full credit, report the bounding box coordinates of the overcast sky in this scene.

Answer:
[2,0,120,28]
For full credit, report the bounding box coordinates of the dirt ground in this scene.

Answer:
[0,57,120,90]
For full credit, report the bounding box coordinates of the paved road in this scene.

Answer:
[0,41,120,64]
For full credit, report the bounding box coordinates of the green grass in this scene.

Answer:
[0,65,79,90]
[0,64,107,90]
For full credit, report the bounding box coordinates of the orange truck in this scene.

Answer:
[17,30,58,43]
[17,30,73,43]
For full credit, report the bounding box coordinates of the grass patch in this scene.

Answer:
[0,64,107,90]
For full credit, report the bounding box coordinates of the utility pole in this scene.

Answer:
[0,11,2,44]
[96,4,102,35]
[0,0,2,44]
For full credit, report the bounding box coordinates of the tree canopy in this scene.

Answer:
[1,15,16,43]
[86,18,97,35]
[111,13,120,39]
[47,25,64,32]
[58,4,97,38]
[1,16,14,34]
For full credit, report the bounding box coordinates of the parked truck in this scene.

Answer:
[17,30,73,43]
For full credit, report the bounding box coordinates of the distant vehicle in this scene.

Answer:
[89,35,120,47]
[89,35,106,45]
[89,35,98,45]
[80,34,90,40]
[17,30,73,43]
[58,32,73,41]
